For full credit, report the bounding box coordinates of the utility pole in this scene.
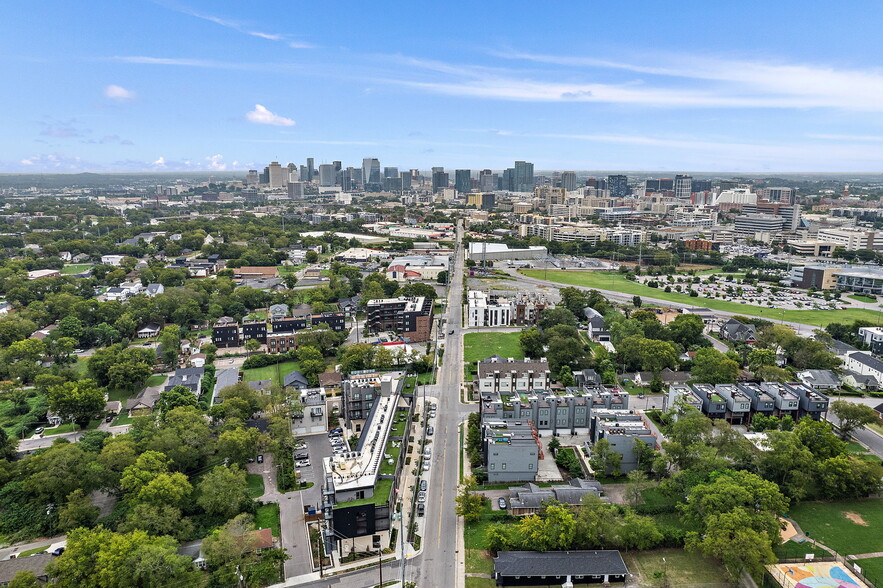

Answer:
[378,548,383,587]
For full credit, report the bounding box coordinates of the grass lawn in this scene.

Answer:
[337,478,393,508]
[466,549,494,574]
[622,548,726,587]
[521,270,883,327]
[464,501,516,550]
[417,372,436,385]
[145,374,167,387]
[465,578,496,588]
[255,503,281,538]
[0,394,48,438]
[18,545,50,557]
[42,423,78,435]
[789,498,883,555]
[246,474,265,499]
[61,264,92,274]
[380,441,402,475]
[849,294,878,303]
[463,332,523,363]
[242,360,302,386]
[72,356,89,377]
[773,540,831,560]
[112,412,134,426]
[853,555,883,584]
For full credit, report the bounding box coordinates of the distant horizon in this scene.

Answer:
[1,170,882,178]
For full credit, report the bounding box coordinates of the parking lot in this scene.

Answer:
[298,433,335,508]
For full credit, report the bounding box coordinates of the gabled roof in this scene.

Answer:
[850,351,883,373]
[283,370,309,389]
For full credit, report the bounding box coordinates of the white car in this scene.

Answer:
[295,460,311,468]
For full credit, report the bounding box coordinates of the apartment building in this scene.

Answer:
[366,296,434,342]
[482,423,541,483]
[467,291,513,327]
[588,411,658,474]
[475,356,550,396]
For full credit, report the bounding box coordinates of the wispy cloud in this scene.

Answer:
[39,118,89,139]
[806,133,883,142]
[245,104,295,127]
[155,3,314,48]
[386,50,883,112]
[104,84,136,101]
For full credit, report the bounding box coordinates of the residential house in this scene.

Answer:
[714,384,752,425]
[785,382,829,421]
[101,254,126,266]
[583,307,610,341]
[507,479,605,516]
[164,367,205,396]
[213,316,240,348]
[126,387,162,416]
[493,551,628,587]
[318,371,342,392]
[137,322,163,339]
[283,370,309,390]
[759,382,801,420]
[145,283,164,297]
[796,369,841,391]
[589,411,658,473]
[844,351,883,383]
[0,553,53,586]
[737,383,777,417]
[474,356,550,396]
[841,370,879,392]
[719,318,757,343]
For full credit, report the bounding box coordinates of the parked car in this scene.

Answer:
[105,415,114,423]
[51,547,65,557]
[417,491,426,503]
[498,498,507,510]
[256,454,264,464]
[34,427,44,435]
[423,462,430,471]
[329,427,343,434]
[295,452,309,460]
[449,329,454,335]
[427,426,434,436]
[420,479,427,491]
[296,460,311,468]
[417,503,425,517]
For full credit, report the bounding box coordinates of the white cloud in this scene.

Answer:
[245,104,295,126]
[104,84,136,101]
[288,41,315,49]
[249,31,281,40]
[205,154,226,170]
[152,156,166,167]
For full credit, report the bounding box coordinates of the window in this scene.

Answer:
[501,463,506,470]
[528,464,534,470]
[490,463,495,470]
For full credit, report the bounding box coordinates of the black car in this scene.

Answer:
[417,503,425,517]
[449,329,454,335]
[256,454,264,464]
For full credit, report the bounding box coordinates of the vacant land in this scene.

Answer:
[242,360,302,386]
[61,264,92,274]
[246,474,265,499]
[255,503,281,538]
[463,332,523,363]
[789,499,883,555]
[521,270,883,327]
[623,548,727,587]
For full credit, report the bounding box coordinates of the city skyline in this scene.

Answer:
[5,1,883,172]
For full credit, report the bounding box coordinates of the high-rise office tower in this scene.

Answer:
[384,176,403,192]
[268,161,285,188]
[478,169,495,192]
[341,167,356,191]
[246,170,259,186]
[333,161,342,173]
[409,169,421,186]
[362,158,381,191]
[607,174,629,197]
[299,165,308,182]
[286,163,298,184]
[318,164,336,187]
[260,167,270,185]
[692,179,712,193]
[384,166,399,179]
[761,187,795,204]
[502,168,514,191]
[674,175,693,199]
[431,168,449,193]
[513,161,534,193]
[455,169,472,193]
[306,158,315,182]
[287,182,304,199]
[400,171,412,190]
[561,171,577,192]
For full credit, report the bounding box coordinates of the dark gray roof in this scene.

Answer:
[852,351,883,373]
[830,339,859,355]
[0,553,53,583]
[494,550,627,577]
[283,370,309,389]
[248,380,273,392]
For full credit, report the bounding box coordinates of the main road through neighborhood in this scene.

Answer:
[293,220,473,588]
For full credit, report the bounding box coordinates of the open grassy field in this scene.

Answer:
[852,555,883,584]
[849,294,878,304]
[789,498,883,555]
[255,503,281,538]
[61,264,92,274]
[521,270,883,327]
[623,548,727,587]
[246,474,265,499]
[463,332,523,363]
[242,360,302,386]
[466,549,494,574]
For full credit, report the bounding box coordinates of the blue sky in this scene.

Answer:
[5,0,883,173]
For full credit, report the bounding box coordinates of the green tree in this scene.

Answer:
[620,511,663,550]
[22,441,98,505]
[794,417,845,460]
[46,526,203,588]
[118,503,193,540]
[632,295,642,308]
[58,489,100,532]
[245,337,261,356]
[830,400,879,440]
[196,464,251,519]
[455,477,485,523]
[519,327,545,359]
[685,508,777,581]
[666,314,705,348]
[217,426,261,465]
[154,385,198,418]
[8,571,42,588]
[747,348,777,374]
[436,270,448,284]
[158,325,180,366]
[538,307,577,330]
[305,250,319,263]
[690,347,740,384]
[47,379,106,428]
